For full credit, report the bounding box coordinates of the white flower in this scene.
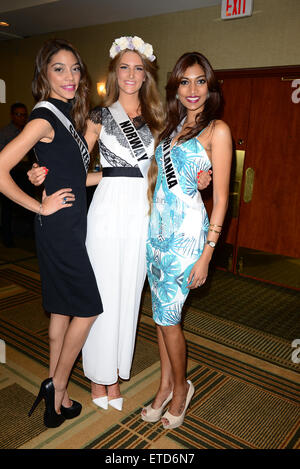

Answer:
[109,36,156,62]
[116,36,129,50]
[132,36,144,50]
[109,44,118,59]
[144,43,153,57]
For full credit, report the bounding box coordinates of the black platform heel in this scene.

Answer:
[61,400,82,419]
[28,378,65,428]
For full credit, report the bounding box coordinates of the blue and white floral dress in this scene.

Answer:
[147,132,211,326]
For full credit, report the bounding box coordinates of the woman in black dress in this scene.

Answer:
[0,39,103,428]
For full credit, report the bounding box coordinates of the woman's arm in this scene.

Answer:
[0,119,75,215]
[188,120,232,288]
[27,162,48,186]
[84,119,101,153]
[28,118,103,188]
[28,162,103,188]
[85,119,103,187]
[86,171,102,186]
[197,170,212,190]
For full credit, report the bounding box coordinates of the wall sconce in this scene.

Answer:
[97,82,106,96]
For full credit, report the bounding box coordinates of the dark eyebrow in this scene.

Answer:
[181,74,206,80]
[119,62,144,67]
[51,62,80,67]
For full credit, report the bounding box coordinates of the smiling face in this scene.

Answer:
[177,63,209,118]
[116,51,146,97]
[47,49,81,102]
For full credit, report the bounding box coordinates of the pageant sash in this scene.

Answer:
[33,101,90,173]
[162,134,202,210]
[108,101,153,179]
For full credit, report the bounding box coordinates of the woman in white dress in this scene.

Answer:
[82,37,164,409]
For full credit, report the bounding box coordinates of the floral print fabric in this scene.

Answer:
[147,136,211,326]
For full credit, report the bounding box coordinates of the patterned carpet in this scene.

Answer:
[0,239,299,450]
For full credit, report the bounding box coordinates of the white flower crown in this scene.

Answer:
[109,36,156,62]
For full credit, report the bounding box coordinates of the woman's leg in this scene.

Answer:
[141,325,173,417]
[107,380,121,400]
[52,315,97,412]
[48,313,72,407]
[159,324,189,424]
[91,382,107,399]
[151,325,174,407]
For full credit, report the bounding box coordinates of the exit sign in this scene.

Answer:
[221,0,253,19]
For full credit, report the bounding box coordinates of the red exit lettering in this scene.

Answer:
[226,0,247,16]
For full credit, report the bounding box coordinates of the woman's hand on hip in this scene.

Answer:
[41,188,75,216]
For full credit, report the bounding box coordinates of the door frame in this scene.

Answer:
[215,65,300,79]
[213,65,300,289]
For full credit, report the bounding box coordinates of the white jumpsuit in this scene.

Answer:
[82,105,154,384]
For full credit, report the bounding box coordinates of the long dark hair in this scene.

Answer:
[159,51,222,144]
[147,52,222,207]
[32,38,90,133]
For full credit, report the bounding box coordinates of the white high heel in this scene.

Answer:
[108,397,123,411]
[92,396,108,410]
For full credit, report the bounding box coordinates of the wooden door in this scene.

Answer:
[202,76,252,270]
[209,66,300,288]
[237,74,300,258]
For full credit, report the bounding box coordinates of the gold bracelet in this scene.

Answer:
[209,224,222,228]
[209,228,221,234]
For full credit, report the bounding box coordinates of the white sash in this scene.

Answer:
[33,101,90,173]
[162,132,202,210]
[108,101,153,179]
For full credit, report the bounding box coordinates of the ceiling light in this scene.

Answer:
[0,21,9,27]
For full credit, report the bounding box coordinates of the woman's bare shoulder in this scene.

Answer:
[211,119,231,143]
[213,119,231,134]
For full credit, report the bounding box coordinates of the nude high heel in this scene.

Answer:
[141,390,173,423]
[161,380,194,430]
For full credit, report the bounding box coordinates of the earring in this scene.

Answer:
[175,93,179,99]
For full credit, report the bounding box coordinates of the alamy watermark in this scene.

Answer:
[0,79,6,103]
[291,79,300,104]
[291,339,300,364]
[0,339,6,363]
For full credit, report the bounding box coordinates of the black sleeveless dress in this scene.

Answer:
[29,97,103,317]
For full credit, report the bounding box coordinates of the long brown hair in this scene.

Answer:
[147,51,223,206]
[160,52,222,143]
[32,38,90,133]
[103,49,165,136]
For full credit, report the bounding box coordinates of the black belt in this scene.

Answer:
[102,167,143,178]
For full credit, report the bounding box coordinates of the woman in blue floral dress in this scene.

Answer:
[141,52,232,429]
